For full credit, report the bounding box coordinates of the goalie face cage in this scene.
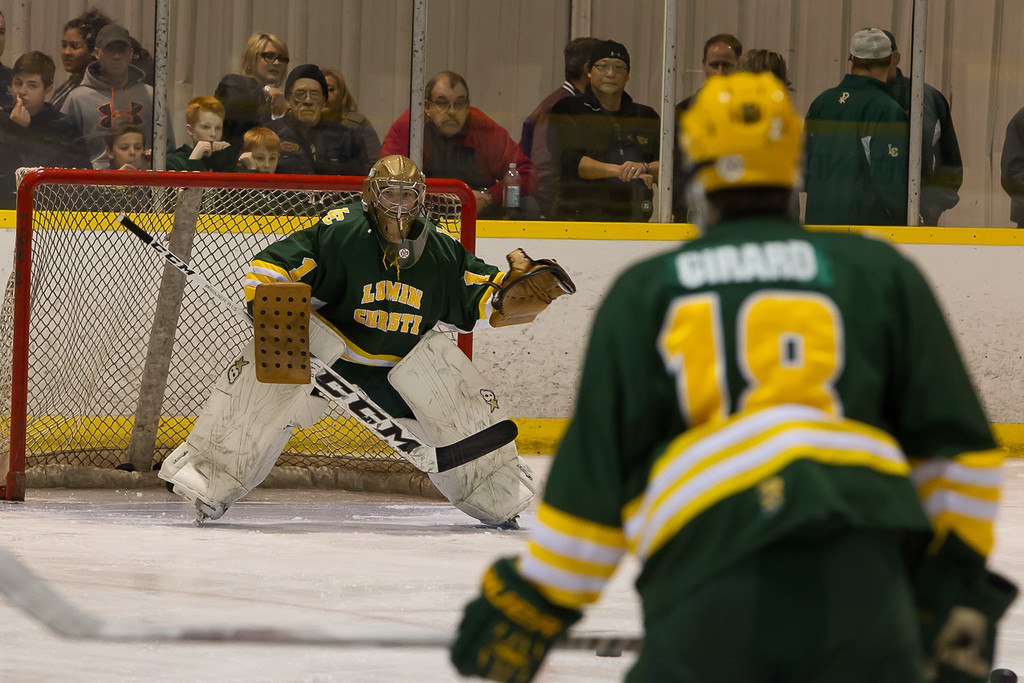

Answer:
[0,169,476,501]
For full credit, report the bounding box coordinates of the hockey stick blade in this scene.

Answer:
[435,419,518,472]
[116,213,512,474]
[0,547,641,651]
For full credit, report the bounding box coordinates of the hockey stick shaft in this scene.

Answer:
[117,213,516,473]
[0,547,641,651]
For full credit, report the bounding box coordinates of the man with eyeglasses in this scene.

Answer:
[263,63,370,176]
[380,70,535,218]
[546,40,660,222]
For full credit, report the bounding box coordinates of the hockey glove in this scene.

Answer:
[914,533,1018,682]
[451,557,582,682]
[490,249,576,327]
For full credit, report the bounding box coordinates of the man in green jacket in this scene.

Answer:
[804,27,909,226]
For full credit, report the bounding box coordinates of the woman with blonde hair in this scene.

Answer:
[320,68,380,159]
[215,32,290,150]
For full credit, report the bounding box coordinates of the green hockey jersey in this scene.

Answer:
[242,203,504,412]
[519,217,1001,619]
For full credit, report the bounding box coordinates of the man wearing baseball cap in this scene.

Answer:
[60,23,156,168]
[804,27,910,226]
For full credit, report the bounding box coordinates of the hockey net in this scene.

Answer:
[0,169,476,501]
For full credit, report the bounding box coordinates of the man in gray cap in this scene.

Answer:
[804,27,909,226]
[60,23,156,168]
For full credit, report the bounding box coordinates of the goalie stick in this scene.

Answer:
[116,213,516,474]
[0,546,641,653]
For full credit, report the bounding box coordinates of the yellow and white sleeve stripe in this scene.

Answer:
[463,269,505,328]
[243,259,293,303]
[910,450,1003,556]
[519,503,627,610]
[622,404,909,560]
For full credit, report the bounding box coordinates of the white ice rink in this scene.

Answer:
[2,456,1024,682]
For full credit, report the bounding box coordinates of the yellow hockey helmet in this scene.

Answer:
[680,71,802,193]
[362,155,428,268]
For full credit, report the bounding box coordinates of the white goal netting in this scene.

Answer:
[0,170,472,499]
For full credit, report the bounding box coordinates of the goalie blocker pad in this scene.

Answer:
[253,282,312,384]
[387,331,536,525]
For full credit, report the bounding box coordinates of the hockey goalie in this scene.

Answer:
[159,155,576,526]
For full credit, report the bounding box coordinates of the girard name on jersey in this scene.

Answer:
[676,239,818,289]
[355,280,425,335]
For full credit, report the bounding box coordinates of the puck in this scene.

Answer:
[991,670,1018,683]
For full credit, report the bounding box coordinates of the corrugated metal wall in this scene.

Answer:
[0,0,1018,227]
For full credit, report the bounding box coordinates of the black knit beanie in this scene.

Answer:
[285,64,328,99]
[589,40,630,70]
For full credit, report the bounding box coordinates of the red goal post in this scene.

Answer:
[0,169,477,501]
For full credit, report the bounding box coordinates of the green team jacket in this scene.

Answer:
[804,74,910,226]
[243,202,502,379]
[519,217,999,619]
[165,142,239,172]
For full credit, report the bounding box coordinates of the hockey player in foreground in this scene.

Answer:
[451,72,1016,681]
[159,154,576,527]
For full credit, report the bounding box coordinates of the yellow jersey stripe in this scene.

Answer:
[633,441,909,558]
[910,451,1004,489]
[537,503,627,549]
[519,554,608,609]
[624,411,905,546]
[526,542,619,579]
[914,478,1000,504]
[928,510,995,556]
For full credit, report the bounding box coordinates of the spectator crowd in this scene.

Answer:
[7,9,1024,228]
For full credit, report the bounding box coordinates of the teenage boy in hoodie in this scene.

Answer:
[60,24,159,168]
[0,51,90,208]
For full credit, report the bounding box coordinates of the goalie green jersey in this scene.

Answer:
[243,203,503,411]
[518,216,1000,619]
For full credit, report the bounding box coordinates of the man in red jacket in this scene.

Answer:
[379,70,534,218]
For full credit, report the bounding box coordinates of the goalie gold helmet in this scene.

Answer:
[362,155,428,268]
[680,71,802,194]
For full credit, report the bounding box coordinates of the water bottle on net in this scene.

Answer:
[503,162,521,219]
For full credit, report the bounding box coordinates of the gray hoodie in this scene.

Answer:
[60,60,154,168]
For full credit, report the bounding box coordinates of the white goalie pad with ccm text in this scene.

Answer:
[387,330,536,525]
[159,316,347,519]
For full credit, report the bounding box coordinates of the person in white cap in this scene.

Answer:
[803,27,909,226]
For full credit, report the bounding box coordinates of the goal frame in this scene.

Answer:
[2,168,477,501]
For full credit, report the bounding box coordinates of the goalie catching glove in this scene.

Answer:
[490,249,576,327]
[451,557,582,682]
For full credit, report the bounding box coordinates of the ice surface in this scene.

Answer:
[2,456,1024,681]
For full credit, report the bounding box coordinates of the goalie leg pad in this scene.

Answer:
[309,313,348,367]
[388,330,535,524]
[159,342,328,514]
[428,442,536,525]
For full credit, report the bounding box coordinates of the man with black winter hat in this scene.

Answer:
[546,39,660,222]
[264,63,369,176]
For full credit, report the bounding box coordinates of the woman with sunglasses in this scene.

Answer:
[214,32,290,151]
